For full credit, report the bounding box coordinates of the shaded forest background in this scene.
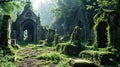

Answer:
[0,0,120,42]
[0,0,120,67]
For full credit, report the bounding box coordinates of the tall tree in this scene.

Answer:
[0,0,25,26]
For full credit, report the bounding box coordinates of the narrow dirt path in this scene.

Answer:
[17,46,56,67]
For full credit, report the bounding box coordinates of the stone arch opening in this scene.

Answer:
[96,21,108,48]
[21,19,35,42]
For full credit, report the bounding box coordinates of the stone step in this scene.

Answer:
[72,59,98,67]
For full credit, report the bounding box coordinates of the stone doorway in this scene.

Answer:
[96,21,108,48]
[21,20,35,42]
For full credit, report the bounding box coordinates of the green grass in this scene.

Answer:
[56,60,71,67]
[35,52,66,64]
[0,55,16,67]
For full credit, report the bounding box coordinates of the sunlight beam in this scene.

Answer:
[32,0,52,11]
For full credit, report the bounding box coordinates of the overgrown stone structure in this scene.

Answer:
[79,9,120,66]
[94,8,120,49]
[46,29,55,45]
[0,15,12,55]
[71,26,82,45]
[12,1,42,42]
[56,26,83,56]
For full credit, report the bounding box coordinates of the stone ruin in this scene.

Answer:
[109,11,120,50]
[94,9,120,50]
[71,26,82,46]
[11,1,43,42]
[0,15,12,55]
[79,9,120,66]
[71,26,82,41]
[60,26,83,56]
[53,34,59,45]
[79,8,120,67]
[46,29,55,45]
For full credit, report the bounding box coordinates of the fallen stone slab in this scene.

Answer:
[72,59,98,67]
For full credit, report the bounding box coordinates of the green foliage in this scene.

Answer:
[51,0,85,34]
[0,0,25,25]
[56,60,71,67]
[35,52,66,64]
[0,62,16,67]
[79,50,115,65]
[0,55,16,67]
[86,5,94,10]
[96,0,119,8]
[64,44,82,56]
[56,42,70,53]
[56,41,83,56]
[86,0,119,11]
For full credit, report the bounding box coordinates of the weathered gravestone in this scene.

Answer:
[46,29,55,45]
[63,26,83,56]
[71,26,82,46]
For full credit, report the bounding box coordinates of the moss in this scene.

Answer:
[56,41,83,56]
[79,50,115,65]
[56,42,68,53]
[106,25,111,47]
[53,34,59,45]
[64,44,81,56]
[57,60,71,67]
[35,52,66,64]
[70,26,82,46]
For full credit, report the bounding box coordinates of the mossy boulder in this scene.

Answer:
[79,50,115,65]
[64,44,82,56]
[56,26,83,56]
[56,42,83,56]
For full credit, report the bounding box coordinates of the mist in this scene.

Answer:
[31,0,58,26]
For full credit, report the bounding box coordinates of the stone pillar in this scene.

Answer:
[0,15,12,55]
[109,11,120,50]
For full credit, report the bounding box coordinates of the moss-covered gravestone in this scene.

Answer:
[46,29,55,45]
[0,15,12,55]
[62,26,83,56]
[71,26,82,46]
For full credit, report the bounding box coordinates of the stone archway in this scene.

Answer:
[11,1,42,42]
[21,19,36,42]
[96,21,108,48]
